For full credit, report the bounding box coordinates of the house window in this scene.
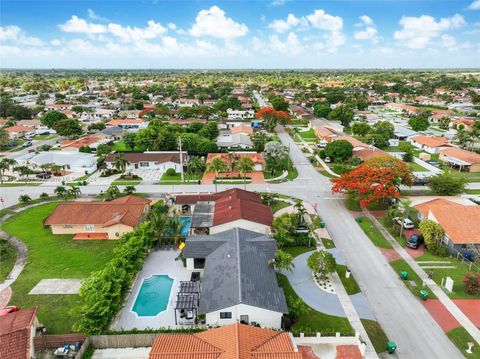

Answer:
[85,224,95,232]
[220,312,232,319]
[140,162,149,167]
[63,224,73,229]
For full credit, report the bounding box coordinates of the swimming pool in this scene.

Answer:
[179,216,191,237]
[132,275,174,316]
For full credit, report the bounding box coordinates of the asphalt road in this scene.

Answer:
[0,128,464,358]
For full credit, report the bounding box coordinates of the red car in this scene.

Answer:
[0,306,19,316]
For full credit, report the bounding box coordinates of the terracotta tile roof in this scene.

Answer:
[335,345,362,359]
[314,127,336,138]
[16,120,40,127]
[335,135,391,161]
[106,118,144,126]
[206,153,265,166]
[440,147,480,165]
[411,135,449,148]
[61,135,102,148]
[452,118,475,127]
[4,125,31,133]
[415,199,480,244]
[44,195,150,228]
[231,126,254,135]
[149,323,302,359]
[0,307,37,359]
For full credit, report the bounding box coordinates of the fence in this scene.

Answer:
[454,251,480,273]
[34,334,86,351]
[74,334,158,358]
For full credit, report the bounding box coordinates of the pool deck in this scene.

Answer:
[114,249,192,330]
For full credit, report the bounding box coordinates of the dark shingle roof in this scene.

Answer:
[184,228,287,314]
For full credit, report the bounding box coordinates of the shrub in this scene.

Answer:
[317,150,326,159]
[332,164,352,175]
[165,168,177,176]
[462,272,480,295]
[427,243,448,257]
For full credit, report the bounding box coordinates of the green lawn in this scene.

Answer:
[389,259,436,299]
[361,319,389,354]
[336,264,361,295]
[298,129,317,140]
[441,167,480,182]
[447,327,480,358]
[159,172,202,183]
[358,218,393,248]
[2,203,118,333]
[0,182,42,187]
[465,189,480,195]
[409,162,429,172]
[416,252,480,299]
[270,199,290,214]
[286,168,298,180]
[0,239,16,283]
[33,134,57,140]
[111,181,142,185]
[321,237,336,249]
[283,246,315,258]
[277,273,353,335]
[263,169,283,180]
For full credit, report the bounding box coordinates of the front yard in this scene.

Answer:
[357,217,392,248]
[2,203,118,333]
[159,172,202,184]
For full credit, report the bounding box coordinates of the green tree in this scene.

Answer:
[328,105,354,127]
[105,185,121,201]
[0,158,15,183]
[123,132,137,151]
[40,110,67,128]
[207,157,228,192]
[269,250,295,272]
[313,102,331,118]
[124,185,136,195]
[307,250,337,279]
[408,115,430,131]
[53,119,83,138]
[372,121,394,139]
[68,186,81,199]
[18,194,32,205]
[235,156,255,190]
[419,220,444,249]
[351,122,371,136]
[0,128,9,147]
[325,140,353,162]
[427,172,467,195]
[114,155,129,173]
[198,121,219,140]
[187,156,205,178]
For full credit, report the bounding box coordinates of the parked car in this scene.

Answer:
[294,225,310,234]
[413,177,427,186]
[0,306,19,316]
[406,234,424,249]
[426,160,440,167]
[36,173,51,180]
[394,217,415,229]
[4,141,18,148]
[324,156,331,163]
[22,141,32,147]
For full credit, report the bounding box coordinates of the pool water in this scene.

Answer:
[179,217,191,237]
[132,275,173,316]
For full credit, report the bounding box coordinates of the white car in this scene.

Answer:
[394,217,415,229]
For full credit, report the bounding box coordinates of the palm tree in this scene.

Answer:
[105,185,120,201]
[68,186,81,199]
[294,200,307,225]
[18,194,32,205]
[164,215,188,246]
[54,185,68,200]
[226,153,240,172]
[188,156,205,180]
[207,157,228,192]
[269,250,295,272]
[114,154,128,174]
[149,208,169,245]
[398,198,414,239]
[0,158,15,184]
[235,156,255,190]
[50,165,62,176]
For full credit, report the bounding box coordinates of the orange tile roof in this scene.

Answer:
[106,118,144,126]
[61,135,102,148]
[440,147,480,165]
[0,307,37,359]
[411,135,449,148]
[149,323,302,359]
[44,195,150,228]
[4,125,31,133]
[415,199,480,244]
[335,345,362,359]
[231,125,253,135]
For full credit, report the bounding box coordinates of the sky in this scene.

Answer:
[0,0,479,69]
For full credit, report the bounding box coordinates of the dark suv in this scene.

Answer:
[406,234,424,249]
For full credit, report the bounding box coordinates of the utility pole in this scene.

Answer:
[178,136,184,182]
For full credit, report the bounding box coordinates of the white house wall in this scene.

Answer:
[210,219,270,235]
[205,303,283,329]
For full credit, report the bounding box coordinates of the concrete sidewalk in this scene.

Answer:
[365,210,480,345]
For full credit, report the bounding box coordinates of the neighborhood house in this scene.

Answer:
[105,151,186,172]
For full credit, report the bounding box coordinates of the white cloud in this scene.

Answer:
[190,6,248,39]
[468,0,480,10]
[306,9,343,31]
[270,0,288,6]
[269,32,302,54]
[354,15,379,43]
[441,34,456,48]
[107,20,167,42]
[87,9,109,22]
[59,15,107,34]
[167,23,177,30]
[0,25,45,46]
[268,14,307,33]
[50,39,61,46]
[394,14,466,49]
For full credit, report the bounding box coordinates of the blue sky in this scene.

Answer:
[1,0,479,68]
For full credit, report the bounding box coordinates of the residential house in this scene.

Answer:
[60,135,109,151]
[175,188,273,235]
[394,126,418,141]
[410,135,451,154]
[167,118,207,127]
[335,135,391,161]
[16,119,41,129]
[80,109,115,122]
[172,98,200,107]
[17,151,98,174]
[450,118,476,131]
[105,118,145,130]
[216,128,253,150]
[0,307,41,359]
[45,104,71,111]
[183,228,287,328]
[44,195,151,240]
[105,151,186,172]
[414,198,480,253]
[5,125,31,139]
[429,109,452,123]
[206,152,266,172]
[118,110,141,119]
[100,126,124,141]
[385,103,419,115]
[227,108,255,120]
[315,126,338,146]
[439,147,480,173]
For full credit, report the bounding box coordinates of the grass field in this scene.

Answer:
[159,172,202,183]
[2,203,118,333]
[416,252,480,299]
[321,237,336,249]
[389,259,436,299]
[447,327,480,358]
[361,319,389,354]
[0,239,16,283]
[277,273,353,335]
[111,181,142,185]
[298,129,317,140]
[283,246,315,258]
[336,264,361,295]
[0,182,42,187]
[409,162,429,172]
[270,199,290,214]
[33,134,57,140]
[357,218,393,248]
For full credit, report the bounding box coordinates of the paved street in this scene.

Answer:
[0,128,465,358]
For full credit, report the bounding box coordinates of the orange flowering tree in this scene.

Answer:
[331,156,412,207]
[256,107,290,132]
